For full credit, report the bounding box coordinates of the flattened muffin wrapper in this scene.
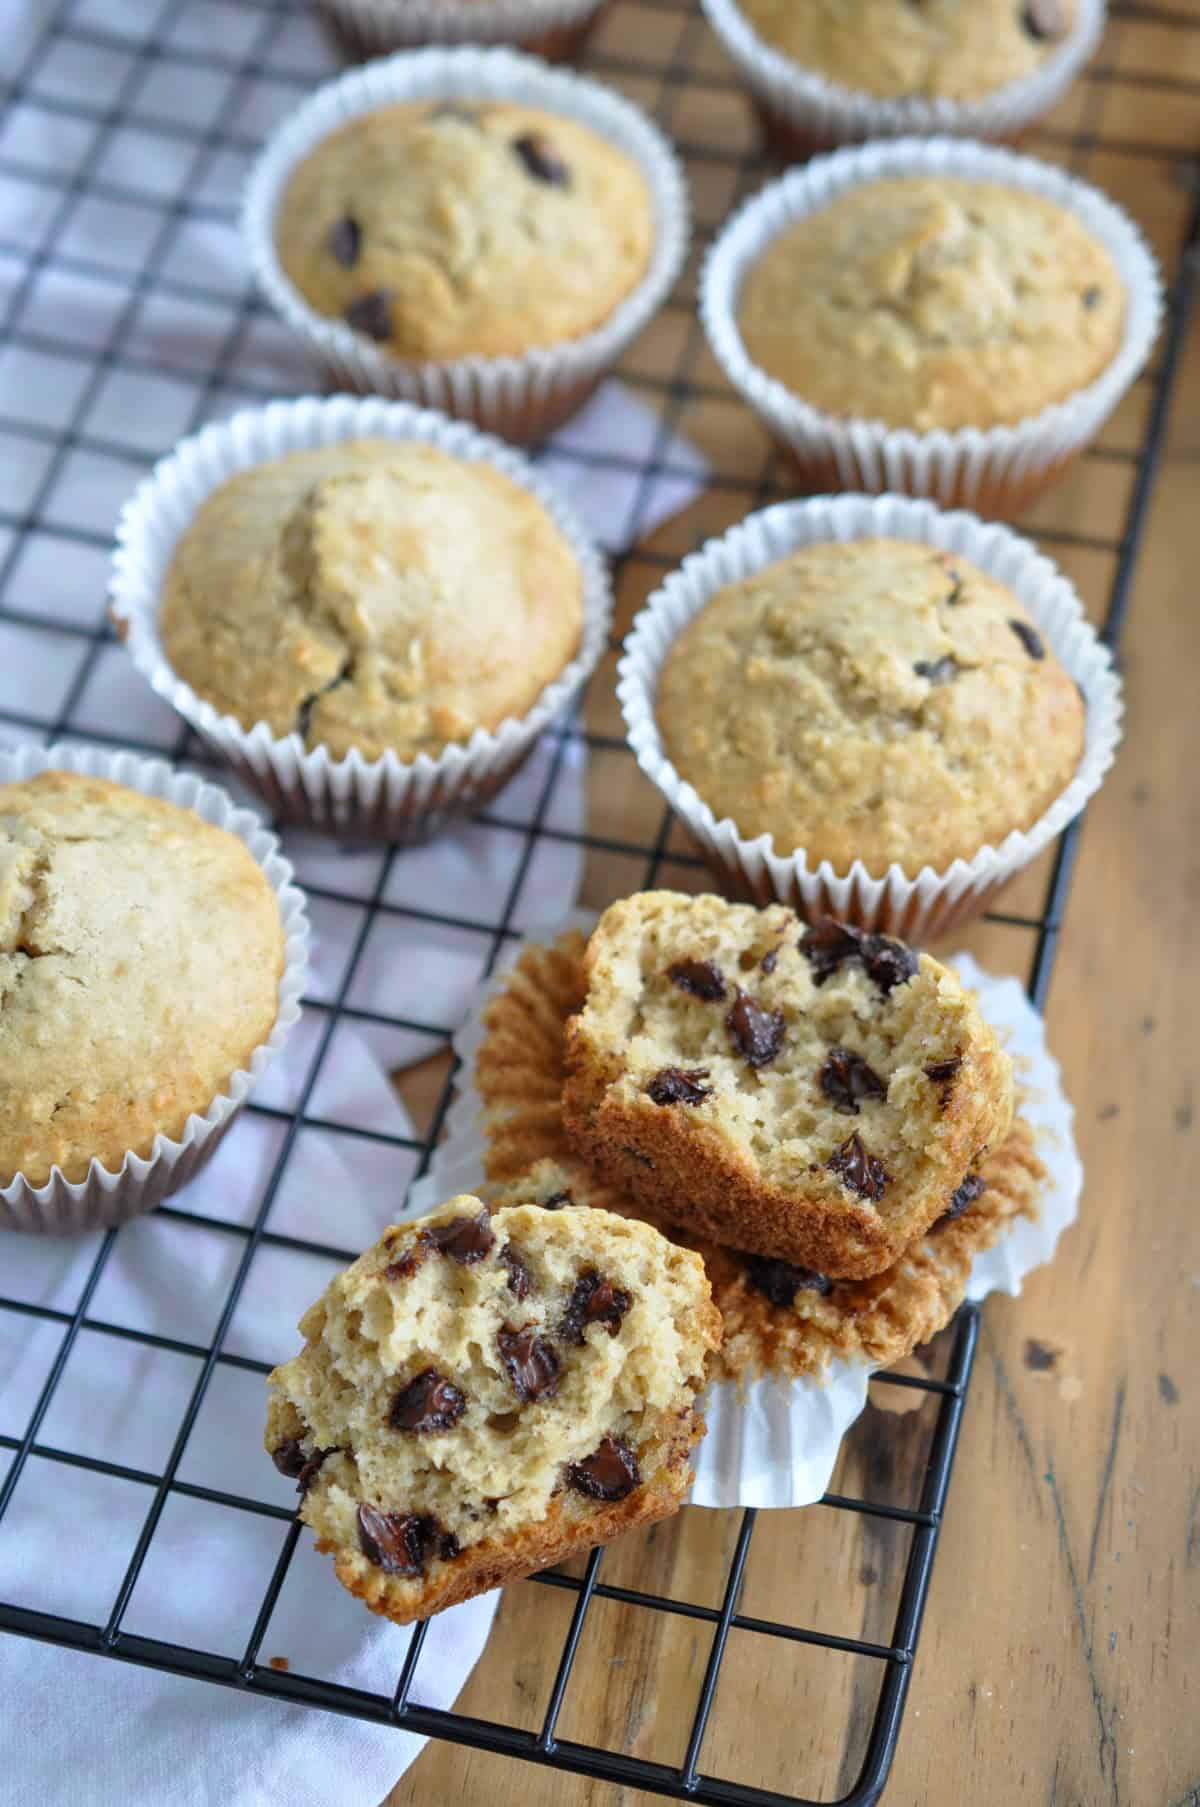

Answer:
[700,0,1106,151]
[405,919,1082,1510]
[0,744,309,1234]
[619,492,1123,940]
[241,46,689,442]
[701,137,1162,513]
[317,0,607,59]
[110,394,612,841]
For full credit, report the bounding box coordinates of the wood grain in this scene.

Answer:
[381,4,1200,1801]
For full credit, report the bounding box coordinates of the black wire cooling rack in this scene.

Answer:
[0,2,1198,1802]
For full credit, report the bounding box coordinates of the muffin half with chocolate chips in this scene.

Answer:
[266,1189,719,1624]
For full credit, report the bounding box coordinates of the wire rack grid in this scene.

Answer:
[0,1,1197,1802]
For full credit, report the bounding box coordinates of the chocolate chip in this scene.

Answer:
[726,990,786,1067]
[945,564,964,605]
[560,1270,631,1345]
[327,215,360,268]
[1022,0,1066,40]
[271,1438,306,1478]
[744,1255,833,1307]
[827,1132,889,1201]
[356,1505,455,1577]
[296,1446,338,1493]
[1009,618,1046,660]
[667,957,726,1001]
[499,1242,532,1300]
[1025,1338,1058,1371]
[800,919,863,985]
[914,656,960,684]
[425,1207,495,1264]
[818,1047,887,1114]
[647,1066,712,1106]
[498,1325,560,1403]
[924,1055,963,1085]
[388,1368,466,1434]
[761,944,781,974]
[542,1190,572,1211]
[566,1435,640,1502]
[859,934,919,995]
[344,288,393,343]
[383,1245,424,1283]
[1082,285,1103,309]
[936,1171,986,1227]
[512,132,569,186]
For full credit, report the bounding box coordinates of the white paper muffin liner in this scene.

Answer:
[109,394,613,840]
[0,744,308,1236]
[242,47,689,443]
[700,0,1106,152]
[701,137,1162,515]
[405,921,1081,1509]
[318,0,607,61]
[618,492,1123,940]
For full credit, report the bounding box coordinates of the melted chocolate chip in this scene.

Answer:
[924,1055,963,1084]
[914,656,960,684]
[667,957,726,1001]
[271,1438,306,1478]
[647,1066,713,1106]
[560,1270,631,1344]
[1082,284,1103,310]
[499,1242,532,1300]
[726,990,786,1068]
[818,1046,887,1114]
[327,215,360,268]
[383,1245,425,1283]
[1022,0,1066,40]
[801,920,918,997]
[297,1446,338,1493]
[344,288,393,342]
[389,1368,466,1434]
[356,1505,456,1577]
[498,1325,560,1403]
[566,1435,641,1501]
[936,1171,987,1228]
[827,1132,889,1201]
[744,1255,833,1307]
[859,934,919,995]
[425,1207,495,1264]
[542,1190,572,1211]
[512,131,569,186]
[1009,618,1046,660]
[761,944,781,974]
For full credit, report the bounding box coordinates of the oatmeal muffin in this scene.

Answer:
[275,100,655,361]
[736,177,1124,432]
[655,537,1086,873]
[0,771,284,1187]
[562,894,1014,1279]
[733,0,1077,103]
[266,1189,719,1624]
[159,438,584,762]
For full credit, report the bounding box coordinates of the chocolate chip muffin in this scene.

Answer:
[562,893,1014,1280]
[275,101,655,361]
[266,1189,719,1624]
[158,438,584,762]
[733,0,1076,102]
[0,771,284,1187]
[737,177,1124,432]
[655,537,1086,873]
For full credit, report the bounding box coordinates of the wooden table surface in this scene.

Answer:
[384,4,1200,1802]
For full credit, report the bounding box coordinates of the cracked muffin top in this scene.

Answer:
[275,101,656,361]
[737,177,1124,432]
[158,438,585,762]
[655,538,1086,872]
[0,771,284,1186]
[734,0,1077,102]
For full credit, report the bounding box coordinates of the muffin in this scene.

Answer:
[736,177,1124,433]
[654,537,1087,873]
[561,893,1014,1279]
[0,770,285,1189]
[158,437,584,762]
[275,101,655,363]
[733,0,1077,103]
[266,1188,719,1624]
[316,0,608,63]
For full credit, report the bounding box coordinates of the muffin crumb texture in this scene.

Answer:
[0,771,283,1187]
[656,538,1086,872]
[277,101,655,361]
[159,438,584,762]
[737,177,1124,431]
[267,1191,719,1622]
[738,0,1077,102]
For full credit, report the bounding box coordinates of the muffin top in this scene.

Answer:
[735,0,1076,102]
[737,177,1124,431]
[0,771,284,1187]
[159,438,585,762]
[276,101,656,361]
[655,538,1087,872]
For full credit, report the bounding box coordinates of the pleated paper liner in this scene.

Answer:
[0,745,308,1235]
[318,0,608,64]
